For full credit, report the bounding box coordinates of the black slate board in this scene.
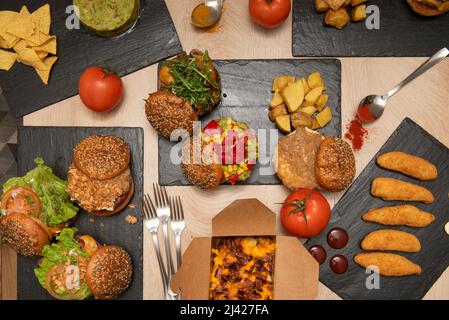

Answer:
[307,118,449,300]
[16,127,144,300]
[0,0,182,118]
[158,59,341,186]
[293,0,449,57]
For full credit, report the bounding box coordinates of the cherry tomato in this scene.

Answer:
[78,66,124,112]
[280,189,331,238]
[249,0,291,29]
[1,186,41,218]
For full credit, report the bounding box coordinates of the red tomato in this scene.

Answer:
[280,189,331,238]
[78,66,124,112]
[1,186,41,218]
[249,0,291,29]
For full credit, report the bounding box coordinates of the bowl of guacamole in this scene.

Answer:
[73,0,141,37]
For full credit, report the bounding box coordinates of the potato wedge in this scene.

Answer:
[272,75,295,92]
[315,94,329,111]
[268,103,288,122]
[275,115,291,134]
[351,0,366,6]
[352,4,366,21]
[325,8,350,30]
[311,119,321,130]
[301,100,315,108]
[315,0,330,12]
[305,87,324,104]
[307,72,324,89]
[300,77,311,94]
[316,106,333,127]
[280,81,304,113]
[327,0,346,10]
[291,111,313,129]
[301,106,317,115]
[270,91,284,109]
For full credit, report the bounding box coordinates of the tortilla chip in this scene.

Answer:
[32,36,57,55]
[31,4,51,35]
[0,49,17,71]
[0,35,19,49]
[35,50,48,60]
[13,39,28,52]
[25,32,51,47]
[16,47,47,71]
[19,6,31,16]
[35,56,57,85]
[6,8,35,39]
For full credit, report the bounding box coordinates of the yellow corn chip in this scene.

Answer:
[0,11,19,45]
[13,39,28,52]
[31,4,51,35]
[32,36,57,55]
[16,47,47,71]
[0,49,17,71]
[35,56,57,85]
[35,50,48,60]
[6,7,35,39]
[19,6,31,16]
[25,32,51,47]
[0,35,19,49]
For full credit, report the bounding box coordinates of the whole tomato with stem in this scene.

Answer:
[78,66,124,112]
[280,189,331,238]
[249,0,291,29]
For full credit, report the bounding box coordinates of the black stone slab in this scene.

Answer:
[307,118,449,300]
[293,0,449,57]
[16,127,144,300]
[0,0,182,118]
[158,59,341,186]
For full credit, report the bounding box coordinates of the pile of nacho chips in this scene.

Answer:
[0,4,57,85]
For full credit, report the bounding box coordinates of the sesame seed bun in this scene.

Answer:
[86,245,133,299]
[0,213,51,256]
[73,135,130,180]
[407,0,449,16]
[145,91,199,139]
[316,137,355,192]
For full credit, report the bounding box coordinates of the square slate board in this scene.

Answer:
[0,0,182,118]
[293,0,449,57]
[158,59,341,186]
[307,118,449,300]
[16,127,144,300]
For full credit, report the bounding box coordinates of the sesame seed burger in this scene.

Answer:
[66,135,134,216]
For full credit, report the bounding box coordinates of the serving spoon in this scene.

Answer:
[357,47,449,123]
[191,0,224,28]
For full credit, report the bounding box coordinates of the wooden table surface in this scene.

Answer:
[2,0,449,300]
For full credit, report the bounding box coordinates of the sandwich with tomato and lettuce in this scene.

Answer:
[35,228,132,300]
[0,158,79,256]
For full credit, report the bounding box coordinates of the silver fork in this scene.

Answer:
[169,196,186,271]
[142,193,168,298]
[153,183,175,279]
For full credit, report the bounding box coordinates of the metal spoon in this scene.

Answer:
[191,0,224,28]
[357,47,449,123]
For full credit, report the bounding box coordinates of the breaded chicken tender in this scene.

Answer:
[362,205,435,228]
[371,177,434,204]
[354,252,422,276]
[377,151,437,181]
[361,229,421,252]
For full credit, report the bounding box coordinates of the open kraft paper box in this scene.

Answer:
[170,198,319,300]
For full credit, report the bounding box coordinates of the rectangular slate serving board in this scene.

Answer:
[16,127,144,300]
[307,118,449,300]
[158,59,341,186]
[0,0,182,118]
[293,0,449,57]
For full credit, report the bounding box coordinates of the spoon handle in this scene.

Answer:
[385,47,449,99]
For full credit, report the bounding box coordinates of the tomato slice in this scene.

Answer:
[0,186,41,218]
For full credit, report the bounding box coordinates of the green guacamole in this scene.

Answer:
[73,0,140,36]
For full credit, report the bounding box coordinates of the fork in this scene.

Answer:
[142,193,168,298]
[153,183,175,279]
[169,196,186,271]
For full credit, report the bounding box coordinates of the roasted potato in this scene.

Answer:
[351,0,366,6]
[280,81,304,113]
[301,100,315,108]
[268,104,288,122]
[327,0,346,10]
[272,76,295,92]
[270,92,284,109]
[315,94,329,111]
[311,119,321,130]
[275,115,291,134]
[307,72,324,89]
[300,77,311,94]
[159,65,174,85]
[305,87,325,104]
[301,106,318,115]
[291,111,313,129]
[315,0,330,12]
[316,106,333,127]
[325,8,350,30]
[345,0,351,5]
[352,4,367,21]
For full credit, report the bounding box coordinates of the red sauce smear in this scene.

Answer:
[345,119,368,151]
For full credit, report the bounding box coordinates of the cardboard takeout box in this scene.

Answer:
[170,199,319,300]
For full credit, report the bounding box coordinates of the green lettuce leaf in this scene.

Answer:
[34,228,91,300]
[2,157,78,227]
